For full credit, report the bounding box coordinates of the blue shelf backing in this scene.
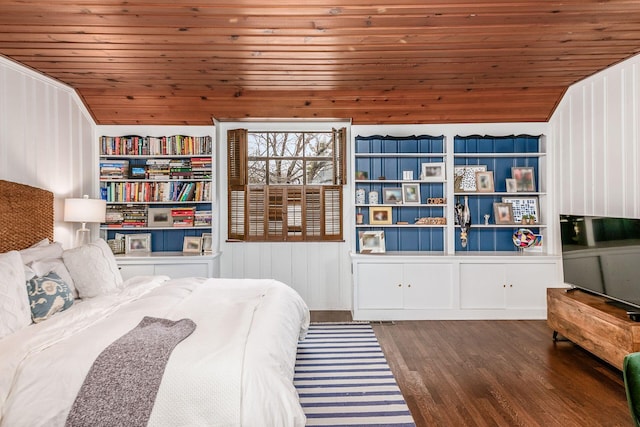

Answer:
[454,134,540,154]
[105,228,207,252]
[357,227,445,252]
[355,135,444,154]
[454,227,541,252]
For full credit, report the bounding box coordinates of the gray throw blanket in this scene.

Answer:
[65,316,196,427]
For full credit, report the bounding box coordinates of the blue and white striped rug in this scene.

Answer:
[295,323,415,426]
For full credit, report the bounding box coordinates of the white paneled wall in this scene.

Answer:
[216,120,353,310]
[550,53,640,222]
[0,56,95,248]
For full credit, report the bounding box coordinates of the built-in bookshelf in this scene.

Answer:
[354,135,446,252]
[99,134,214,253]
[453,134,545,253]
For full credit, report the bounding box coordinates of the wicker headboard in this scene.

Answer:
[0,180,54,252]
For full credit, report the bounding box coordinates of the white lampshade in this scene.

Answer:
[64,196,106,223]
[64,196,106,247]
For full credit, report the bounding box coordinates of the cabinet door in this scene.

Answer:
[356,263,403,309]
[403,263,454,309]
[155,263,211,279]
[506,263,556,309]
[119,264,154,281]
[459,263,507,309]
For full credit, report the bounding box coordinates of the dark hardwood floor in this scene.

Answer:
[309,313,632,427]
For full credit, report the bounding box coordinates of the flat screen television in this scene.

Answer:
[560,214,640,316]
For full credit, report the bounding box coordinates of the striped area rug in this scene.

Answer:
[295,323,415,426]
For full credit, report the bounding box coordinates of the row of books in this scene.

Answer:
[100,135,213,156]
[101,181,212,202]
[104,206,213,228]
[100,157,212,180]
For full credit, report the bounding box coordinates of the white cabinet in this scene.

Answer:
[459,261,558,312]
[353,258,454,318]
[116,252,219,281]
[352,253,561,320]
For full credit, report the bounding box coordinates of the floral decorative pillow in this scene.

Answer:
[26,272,74,323]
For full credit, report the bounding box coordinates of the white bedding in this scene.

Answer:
[0,275,310,426]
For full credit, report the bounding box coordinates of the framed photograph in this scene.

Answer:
[421,162,446,182]
[475,171,494,192]
[358,230,386,254]
[511,166,536,192]
[147,207,174,228]
[502,196,539,223]
[402,183,421,204]
[402,170,414,180]
[201,232,212,253]
[355,170,368,180]
[383,188,403,204]
[124,233,151,254]
[493,203,514,225]
[505,178,518,193]
[454,165,487,192]
[183,236,203,253]
[369,206,392,225]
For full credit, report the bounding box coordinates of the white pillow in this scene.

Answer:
[62,239,123,298]
[0,251,31,339]
[19,240,62,265]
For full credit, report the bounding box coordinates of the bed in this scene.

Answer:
[0,180,310,426]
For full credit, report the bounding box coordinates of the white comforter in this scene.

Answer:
[0,276,310,426]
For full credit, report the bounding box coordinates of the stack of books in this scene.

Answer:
[146,159,171,180]
[171,207,195,227]
[191,157,212,179]
[104,205,148,228]
[99,159,129,179]
[169,159,192,179]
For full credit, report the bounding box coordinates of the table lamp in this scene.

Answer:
[64,195,106,247]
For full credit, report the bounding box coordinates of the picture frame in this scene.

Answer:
[147,207,174,228]
[358,230,386,254]
[402,170,414,180]
[454,165,487,192]
[402,183,421,204]
[183,236,203,253]
[475,171,494,192]
[124,233,152,254]
[493,202,514,225]
[421,162,446,182]
[201,232,212,253]
[511,166,536,192]
[382,188,403,204]
[502,196,539,223]
[369,206,392,225]
[355,170,368,180]
[505,178,518,193]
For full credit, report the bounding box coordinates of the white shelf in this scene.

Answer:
[100,154,211,158]
[355,203,446,208]
[356,179,445,184]
[105,201,211,205]
[453,152,546,158]
[355,153,446,158]
[356,224,446,228]
[100,178,211,183]
[453,192,546,196]
[101,225,211,231]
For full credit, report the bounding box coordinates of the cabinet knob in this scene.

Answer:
[398,284,402,287]
[407,284,411,288]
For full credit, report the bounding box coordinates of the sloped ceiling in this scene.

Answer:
[1,1,640,125]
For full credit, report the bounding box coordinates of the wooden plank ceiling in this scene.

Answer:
[1,0,640,125]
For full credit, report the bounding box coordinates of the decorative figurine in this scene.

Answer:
[484,214,490,225]
[454,196,472,248]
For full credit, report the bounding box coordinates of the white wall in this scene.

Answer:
[0,56,95,248]
[215,120,353,310]
[550,53,640,221]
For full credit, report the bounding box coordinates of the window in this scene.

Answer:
[228,128,346,242]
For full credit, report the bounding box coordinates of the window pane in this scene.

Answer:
[265,132,303,157]
[248,161,266,184]
[247,133,267,157]
[304,133,333,157]
[269,159,303,184]
[306,160,333,184]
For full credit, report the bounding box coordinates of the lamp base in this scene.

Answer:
[75,228,91,247]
